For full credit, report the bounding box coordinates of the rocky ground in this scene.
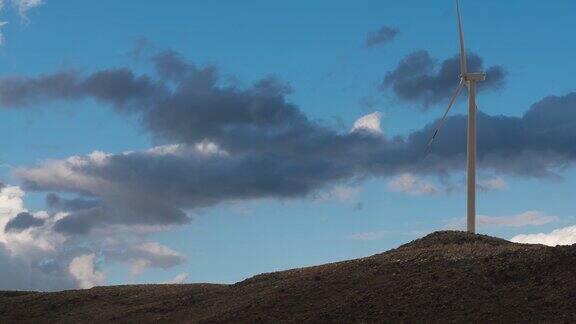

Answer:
[2,231,575,323]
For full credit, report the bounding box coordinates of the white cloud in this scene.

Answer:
[511,225,576,246]
[351,112,383,134]
[478,177,507,191]
[388,173,437,196]
[69,253,105,289]
[0,184,62,252]
[315,185,362,203]
[0,184,25,224]
[0,21,7,45]
[130,259,152,277]
[12,144,230,199]
[0,0,44,45]
[479,211,558,227]
[345,230,388,241]
[446,210,558,230]
[12,0,44,21]
[164,272,188,284]
[127,242,186,277]
[135,242,184,261]
[147,141,228,157]
[0,183,186,291]
[13,153,115,197]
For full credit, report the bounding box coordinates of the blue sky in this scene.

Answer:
[1,0,576,290]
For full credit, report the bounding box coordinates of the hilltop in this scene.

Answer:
[1,231,575,323]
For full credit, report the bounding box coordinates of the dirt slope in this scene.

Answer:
[2,231,576,323]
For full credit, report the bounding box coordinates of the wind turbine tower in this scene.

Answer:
[427,0,485,233]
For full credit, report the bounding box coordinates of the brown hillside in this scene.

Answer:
[1,231,575,323]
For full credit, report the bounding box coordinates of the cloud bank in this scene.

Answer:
[0,184,187,291]
[69,253,104,289]
[0,49,575,237]
[511,225,576,246]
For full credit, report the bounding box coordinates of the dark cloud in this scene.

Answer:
[105,241,186,274]
[0,72,80,107]
[0,52,307,154]
[0,240,85,291]
[4,212,45,233]
[52,207,107,235]
[43,193,187,235]
[382,50,506,108]
[1,50,574,234]
[0,242,62,291]
[80,69,166,111]
[0,184,186,291]
[407,93,576,177]
[51,201,187,235]
[364,26,399,48]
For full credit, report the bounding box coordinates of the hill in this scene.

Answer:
[1,231,575,323]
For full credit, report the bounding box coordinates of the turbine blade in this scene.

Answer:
[425,79,465,154]
[456,0,467,75]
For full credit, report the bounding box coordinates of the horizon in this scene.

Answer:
[1,0,576,291]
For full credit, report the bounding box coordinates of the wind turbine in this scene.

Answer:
[426,0,485,233]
